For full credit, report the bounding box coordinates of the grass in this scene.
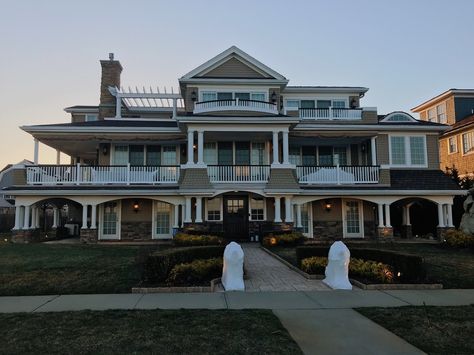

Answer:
[357,305,474,355]
[269,242,474,288]
[0,243,149,296]
[0,309,302,355]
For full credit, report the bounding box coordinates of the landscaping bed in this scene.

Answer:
[357,305,474,355]
[0,309,302,355]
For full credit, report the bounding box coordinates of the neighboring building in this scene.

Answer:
[412,89,474,176]
[6,47,463,242]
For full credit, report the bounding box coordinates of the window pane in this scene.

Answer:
[251,198,264,221]
[204,142,217,164]
[146,145,161,165]
[155,202,170,235]
[218,142,233,165]
[202,92,217,102]
[333,147,347,165]
[289,146,301,165]
[129,145,144,165]
[207,198,221,221]
[409,137,425,165]
[235,92,250,100]
[316,100,331,109]
[391,137,406,165]
[301,100,316,109]
[318,146,333,166]
[428,108,436,122]
[251,93,265,101]
[286,100,300,108]
[332,100,346,108]
[302,146,316,166]
[85,114,98,122]
[162,146,176,165]
[463,132,474,154]
[251,142,265,165]
[449,137,457,153]
[217,92,233,100]
[301,203,309,234]
[235,142,250,164]
[113,145,129,165]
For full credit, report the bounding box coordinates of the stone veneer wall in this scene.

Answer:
[121,222,153,240]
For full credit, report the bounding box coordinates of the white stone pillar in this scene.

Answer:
[23,205,31,230]
[197,130,204,165]
[284,196,293,223]
[52,207,58,229]
[447,204,454,227]
[272,131,279,165]
[384,204,391,228]
[180,204,185,227]
[81,204,88,229]
[296,204,302,228]
[274,196,282,223]
[406,205,411,225]
[195,197,203,223]
[282,131,289,165]
[34,207,40,228]
[13,206,21,230]
[437,203,445,228]
[173,204,179,228]
[371,136,377,165]
[56,150,61,165]
[90,205,97,229]
[187,130,194,165]
[377,203,384,228]
[33,138,39,164]
[31,206,37,229]
[184,197,192,223]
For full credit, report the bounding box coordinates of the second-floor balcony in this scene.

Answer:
[296,165,379,184]
[26,165,180,185]
[207,165,271,183]
[193,99,278,115]
[298,107,362,120]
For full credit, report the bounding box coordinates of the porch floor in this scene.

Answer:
[220,243,330,292]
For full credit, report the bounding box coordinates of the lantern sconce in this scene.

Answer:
[191,91,197,102]
[102,144,108,156]
[133,201,140,213]
[324,200,332,212]
[271,91,277,103]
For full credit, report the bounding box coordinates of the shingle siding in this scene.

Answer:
[265,169,300,191]
[179,168,212,190]
[200,58,267,79]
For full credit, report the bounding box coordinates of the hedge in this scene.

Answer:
[443,229,474,248]
[143,246,225,283]
[296,246,425,283]
[166,258,223,286]
[173,233,224,246]
[262,232,306,247]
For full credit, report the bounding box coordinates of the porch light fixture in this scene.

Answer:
[102,144,108,155]
[133,201,140,213]
[271,91,277,103]
[324,200,332,212]
[191,91,197,101]
[350,98,357,108]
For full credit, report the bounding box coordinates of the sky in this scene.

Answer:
[0,0,473,168]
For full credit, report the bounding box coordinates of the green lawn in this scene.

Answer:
[0,243,148,296]
[269,243,474,288]
[357,306,474,355]
[0,309,302,355]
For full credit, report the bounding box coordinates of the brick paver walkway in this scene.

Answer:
[241,244,330,292]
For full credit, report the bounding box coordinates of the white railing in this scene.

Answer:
[207,165,270,183]
[298,108,362,120]
[194,99,278,115]
[296,165,379,184]
[26,165,180,185]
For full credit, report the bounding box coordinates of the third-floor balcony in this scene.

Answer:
[193,99,278,115]
[296,165,379,184]
[296,107,362,120]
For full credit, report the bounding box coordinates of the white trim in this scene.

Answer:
[342,199,364,238]
[388,134,428,168]
[152,200,173,239]
[99,200,121,240]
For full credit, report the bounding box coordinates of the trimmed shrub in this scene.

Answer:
[143,246,225,283]
[296,246,425,283]
[166,258,223,286]
[301,256,394,284]
[262,232,305,247]
[443,229,474,248]
[173,233,224,246]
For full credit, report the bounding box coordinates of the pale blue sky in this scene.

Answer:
[1,0,473,166]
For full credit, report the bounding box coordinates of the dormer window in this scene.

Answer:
[381,112,417,123]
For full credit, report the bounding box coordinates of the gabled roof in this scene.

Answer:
[179,46,288,82]
[411,88,474,112]
[441,114,474,137]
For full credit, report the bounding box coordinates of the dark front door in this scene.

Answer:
[223,196,249,240]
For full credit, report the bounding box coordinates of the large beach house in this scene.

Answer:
[7,47,462,242]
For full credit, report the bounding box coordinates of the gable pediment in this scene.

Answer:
[198,57,269,79]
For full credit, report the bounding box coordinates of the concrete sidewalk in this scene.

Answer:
[0,289,472,313]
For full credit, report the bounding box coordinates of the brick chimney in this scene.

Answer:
[99,53,122,119]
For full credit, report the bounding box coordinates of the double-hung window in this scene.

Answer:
[250,197,265,221]
[462,132,474,155]
[332,100,346,108]
[427,108,436,122]
[286,100,300,109]
[202,92,217,102]
[448,137,457,154]
[389,135,427,166]
[437,104,447,123]
[207,198,221,221]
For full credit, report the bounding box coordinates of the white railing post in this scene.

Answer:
[127,163,131,185]
[329,107,333,119]
[76,163,80,185]
[336,163,340,185]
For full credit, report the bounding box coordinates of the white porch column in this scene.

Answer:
[23,205,31,230]
[52,207,58,229]
[377,203,384,228]
[272,131,279,165]
[56,149,61,165]
[33,138,39,164]
[195,197,203,223]
[284,196,293,223]
[184,197,192,223]
[90,204,97,229]
[115,93,121,119]
[296,204,302,228]
[197,130,204,165]
[446,204,454,227]
[34,207,40,228]
[81,204,88,229]
[371,136,377,165]
[13,206,21,230]
[282,131,289,165]
[384,204,391,228]
[180,204,185,227]
[187,130,195,165]
[274,196,282,223]
[437,203,445,227]
[402,206,407,225]
[406,204,411,225]
[31,206,37,229]
[173,204,180,228]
